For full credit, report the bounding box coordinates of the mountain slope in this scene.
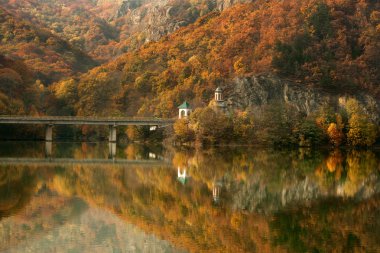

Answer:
[113,0,253,53]
[0,0,119,62]
[0,0,253,61]
[0,7,97,84]
[0,55,46,115]
[57,0,379,117]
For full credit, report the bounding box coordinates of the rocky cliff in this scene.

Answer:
[226,74,380,123]
[114,0,253,44]
[215,0,252,10]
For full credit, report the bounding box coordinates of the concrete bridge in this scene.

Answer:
[0,157,171,168]
[0,116,175,142]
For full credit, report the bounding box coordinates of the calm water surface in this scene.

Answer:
[0,142,379,253]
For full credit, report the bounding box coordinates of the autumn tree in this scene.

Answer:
[173,118,195,143]
[255,103,302,146]
[189,107,233,145]
[232,111,255,143]
[345,98,378,147]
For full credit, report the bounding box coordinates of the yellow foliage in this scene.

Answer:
[230,212,244,230]
[325,149,343,173]
[51,175,74,197]
[327,122,344,146]
[347,113,377,146]
[233,57,247,75]
[173,119,195,143]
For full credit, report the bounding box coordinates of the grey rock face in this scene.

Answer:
[115,0,193,43]
[114,0,253,45]
[117,0,144,17]
[226,74,380,123]
[215,0,253,11]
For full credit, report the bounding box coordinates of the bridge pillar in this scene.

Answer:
[45,141,52,157]
[109,125,117,142]
[109,142,117,159]
[45,124,53,142]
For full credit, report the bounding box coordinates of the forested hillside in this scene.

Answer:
[0,0,119,61]
[53,0,379,118]
[0,55,36,115]
[0,7,96,84]
[0,55,59,115]
[0,0,247,62]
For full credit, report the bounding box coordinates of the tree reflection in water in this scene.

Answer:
[0,143,379,252]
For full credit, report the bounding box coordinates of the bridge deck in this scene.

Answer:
[0,116,175,126]
[0,157,171,167]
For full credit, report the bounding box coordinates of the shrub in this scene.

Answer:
[173,119,195,143]
[347,114,377,147]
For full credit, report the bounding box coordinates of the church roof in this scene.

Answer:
[178,101,191,109]
[215,87,222,92]
[177,177,187,185]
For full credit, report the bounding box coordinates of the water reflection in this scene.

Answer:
[0,143,379,252]
[0,166,36,220]
[212,180,222,204]
[177,167,189,185]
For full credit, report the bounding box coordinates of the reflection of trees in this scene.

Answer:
[271,194,380,253]
[0,142,45,157]
[2,146,379,253]
[315,149,379,198]
[48,147,379,252]
[51,163,275,252]
[0,166,37,219]
[0,193,88,252]
[0,165,88,252]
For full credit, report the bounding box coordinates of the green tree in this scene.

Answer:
[272,33,311,76]
[306,2,332,40]
[255,103,301,146]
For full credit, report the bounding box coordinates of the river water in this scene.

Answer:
[0,141,379,253]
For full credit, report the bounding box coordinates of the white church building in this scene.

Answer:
[178,87,228,119]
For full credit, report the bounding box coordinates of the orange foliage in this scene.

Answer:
[70,0,380,117]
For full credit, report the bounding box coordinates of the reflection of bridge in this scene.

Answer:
[0,116,175,142]
[0,157,171,167]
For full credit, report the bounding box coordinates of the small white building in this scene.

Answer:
[215,87,223,101]
[214,87,227,112]
[178,101,192,119]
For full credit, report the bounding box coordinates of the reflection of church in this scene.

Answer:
[212,180,223,203]
[177,167,188,184]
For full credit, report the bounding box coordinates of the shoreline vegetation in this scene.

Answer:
[0,97,378,149]
[173,97,379,148]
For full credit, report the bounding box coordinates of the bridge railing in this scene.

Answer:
[0,115,175,122]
